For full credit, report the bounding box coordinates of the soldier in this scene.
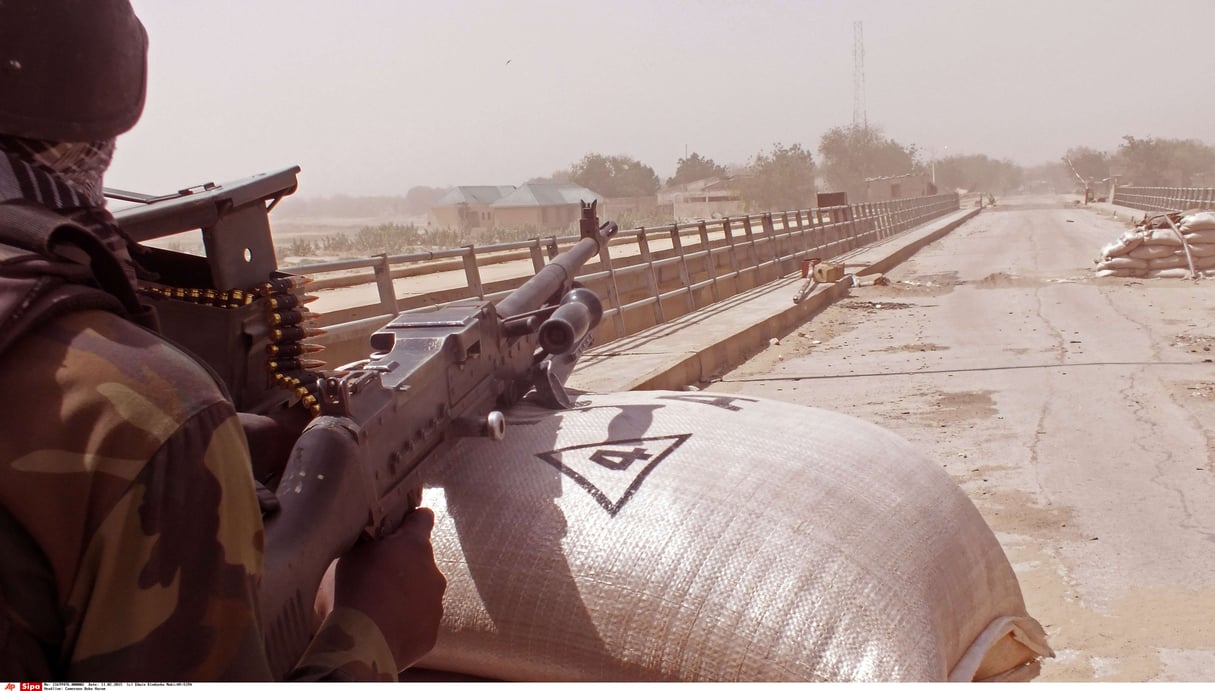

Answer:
[0,0,445,681]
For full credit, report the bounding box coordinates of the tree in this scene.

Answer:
[567,153,660,197]
[1116,136,1171,186]
[1116,136,1215,187]
[667,152,728,187]
[1062,146,1110,185]
[526,169,573,185]
[817,124,918,201]
[736,142,816,212]
[1164,139,1215,187]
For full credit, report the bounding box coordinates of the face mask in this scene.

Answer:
[0,135,115,206]
[28,139,115,205]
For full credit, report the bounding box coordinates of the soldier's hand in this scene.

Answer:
[332,508,447,671]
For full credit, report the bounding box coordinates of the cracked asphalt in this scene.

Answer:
[707,196,1215,681]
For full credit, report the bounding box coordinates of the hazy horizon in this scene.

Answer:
[108,0,1215,198]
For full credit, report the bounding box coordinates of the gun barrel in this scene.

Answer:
[496,236,591,319]
[496,219,616,320]
[538,287,603,355]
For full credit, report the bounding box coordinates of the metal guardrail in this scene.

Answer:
[293,193,961,364]
[1111,186,1215,213]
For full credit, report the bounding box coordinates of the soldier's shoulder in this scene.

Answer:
[1,308,231,456]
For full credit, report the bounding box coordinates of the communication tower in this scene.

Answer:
[853,21,867,129]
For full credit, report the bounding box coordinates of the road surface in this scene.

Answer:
[707,196,1215,682]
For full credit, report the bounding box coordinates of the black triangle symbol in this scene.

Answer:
[535,434,690,516]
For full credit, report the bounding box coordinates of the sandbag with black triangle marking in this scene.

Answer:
[409,390,1051,682]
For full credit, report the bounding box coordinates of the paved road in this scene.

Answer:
[707,196,1215,682]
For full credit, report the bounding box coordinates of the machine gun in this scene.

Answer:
[253,201,617,677]
[109,169,617,676]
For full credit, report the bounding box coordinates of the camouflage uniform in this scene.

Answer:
[0,153,397,681]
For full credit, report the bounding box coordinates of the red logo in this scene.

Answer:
[5,684,15,691]
[20,684,42,691]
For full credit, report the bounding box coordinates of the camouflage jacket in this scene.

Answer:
[0,166,397,679]
[0,309,398,681]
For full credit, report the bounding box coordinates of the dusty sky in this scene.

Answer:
[109,0,1215,198]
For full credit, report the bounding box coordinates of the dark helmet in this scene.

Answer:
[0,0,148,141]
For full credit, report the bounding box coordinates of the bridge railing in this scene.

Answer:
[295,192,961,366]
[1112,186,1215,213]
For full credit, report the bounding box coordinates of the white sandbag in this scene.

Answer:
[1181,211,1215,232]
[1095,268,1147,278]
[1182,228,1215,244]
[1145,251,1215,273]
[1097,256,1149,271]
[1147,255,1189,270]
[1147,268,1193,279]
[1128,244,1178,260]
[414,391,1052,682]
[1184,243,1215,258]
[1147,228,1183,246]
[1100,231,1143,258]
[1118,231,1145,252]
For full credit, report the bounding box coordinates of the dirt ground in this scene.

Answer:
[708,197,1215,681]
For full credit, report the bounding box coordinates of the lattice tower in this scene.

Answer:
[853,20,867,129]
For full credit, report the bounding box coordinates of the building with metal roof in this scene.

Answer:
[490,183,602,208]
[490,183,604,232]
[428,185,518,232]
[433,185,518,206]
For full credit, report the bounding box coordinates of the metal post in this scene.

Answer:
[528,238,546,274]
[596,232,626,339]
[762,213,783,280]
[670,224,696,312]
[460,245,484,299]
[722,217,742,289]
[792,208,811,257]
[697,220,720,302]
[636,227,665,325]
[372,254,399,316]
[846,204,859,251]
[742,215,762,277]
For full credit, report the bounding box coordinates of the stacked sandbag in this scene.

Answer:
[413,390,1052,681]
[1095,210,1215,278]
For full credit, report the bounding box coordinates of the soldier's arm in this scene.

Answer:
[63,403,399,681]
[288,608,398,681]
[64,402,273,680]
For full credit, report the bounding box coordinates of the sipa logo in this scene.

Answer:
[20,684,42,691]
